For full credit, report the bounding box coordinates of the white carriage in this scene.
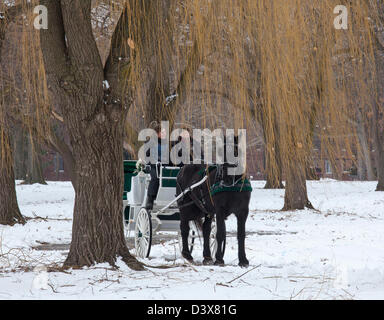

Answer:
[122,160,219,259]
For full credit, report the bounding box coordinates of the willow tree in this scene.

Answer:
[36,0,143,269]
[185,0,321,209]
[125,0,205,135]
[0,126,25,225]
[0,123,25,226]
[182,0,382,210]
[372,1,384,191]
[13,0,202,268]
[0,4,26,226]
[329,0,384,191]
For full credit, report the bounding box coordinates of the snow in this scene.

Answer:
[0,180,383,299]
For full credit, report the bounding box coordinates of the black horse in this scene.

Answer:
[176,153,251,267]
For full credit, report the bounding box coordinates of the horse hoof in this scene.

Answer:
[238,260,249,268]
[203,258,214,265]
[214,260,225,266]
[182,252,193,262]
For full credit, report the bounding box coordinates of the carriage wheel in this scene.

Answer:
[135,208,152,258]
[210,219,226,260]
[178,221,198,254]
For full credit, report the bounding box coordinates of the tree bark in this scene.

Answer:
[373,102,384,190]
[373,13,384,191]
[40,0,142,270]
[63,108,133,267]
[261,114,284,189]
[0,128,25,225]
[376,146,384,191]
[0,3,25,225]
[356,110,375,181]
[282,124,313,211]
[283,160,313,211]
[264,141,284,189]
[357,151,365,180]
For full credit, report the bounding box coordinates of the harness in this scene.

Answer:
[210,178,253,196]
[177,164,253,217]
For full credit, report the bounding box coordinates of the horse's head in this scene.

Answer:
[222,135,238,164]
[220,135,245,180]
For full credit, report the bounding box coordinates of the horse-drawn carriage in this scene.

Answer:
[122,160,220,259]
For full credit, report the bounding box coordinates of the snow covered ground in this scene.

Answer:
[0,180,383,300]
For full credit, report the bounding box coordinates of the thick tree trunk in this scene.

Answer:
[357,111,375,181]
[373,20,384,190]
[0,4,26,227]
[0,129,25,225]
[39,0,143,270]
[283,160,313,211]
[357,152,365,181]
[373,103,384,191]
[362,150,375,181]
[63,110,140,268]
[376,149,384,191]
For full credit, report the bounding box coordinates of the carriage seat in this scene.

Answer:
[123,160,146,205]
[155,166,180,206]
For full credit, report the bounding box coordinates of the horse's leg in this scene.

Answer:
[180,218,193,262]
[214,214,226,266]
[237,211,249,267]
[202,216,213,265]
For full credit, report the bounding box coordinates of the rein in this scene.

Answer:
[177,164,251,213]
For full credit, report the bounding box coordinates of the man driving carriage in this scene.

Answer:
[145,122,167,210]
[144,122,199,210]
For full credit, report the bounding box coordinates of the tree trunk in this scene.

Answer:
[264,142,284,189]
[373,17,384,191]
[40,0,142,270]
[263,120,284,189]
[362,149,375,181]
[283,159,313,211]
[357,110,375,181]
[0,6,25,226]
[376,148,384,191]
[0,128,25,225]
[357,152,365,180]
[373,102,384,191]
[64,109,138,268]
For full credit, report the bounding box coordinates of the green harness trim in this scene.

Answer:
[198,166,253,195]
[210,178,253,196]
